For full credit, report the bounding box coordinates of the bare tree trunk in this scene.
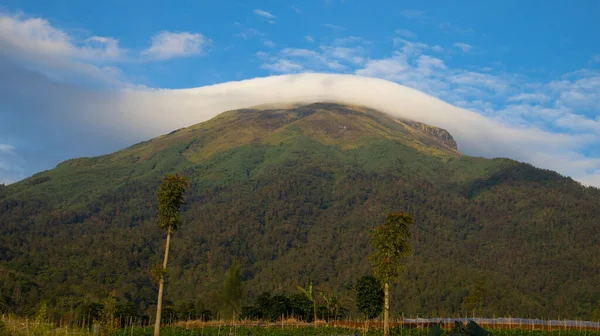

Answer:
[384,282,389,336]
[154,228,172,336]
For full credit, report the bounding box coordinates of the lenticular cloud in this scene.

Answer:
[2,70,598,187]
[117,73,590,172]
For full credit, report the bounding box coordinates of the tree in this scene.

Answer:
[462,280,486,316]
[319,291,346,322]
[289,293,313,321]
[355,275,384,320]
[222,260,243,319]
[102,295,118,329]
[153,174,189,336]
[297,279,317,326]
[369,212,413,336]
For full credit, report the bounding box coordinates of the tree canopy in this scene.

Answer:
[355,275,384,319]
[369,212,413,284]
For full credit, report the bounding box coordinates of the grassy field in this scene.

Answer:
[107,326,600,336]
[3,318,599,336]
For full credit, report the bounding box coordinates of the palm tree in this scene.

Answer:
[153,174,189,336]
[319,291,342,322]
[369,212,413,336]
[297,279,317,326]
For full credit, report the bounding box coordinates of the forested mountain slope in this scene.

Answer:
[1,103,598,320]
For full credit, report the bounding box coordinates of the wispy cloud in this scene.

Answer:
[291,6,301,14]
[400,9,428,21]
[508,93,550,103]
[453,42,472,52]
[0,145,15,153]
[237,28,263,40]
[305,36,315,43]
[261,59,304,73]
[142,31,209,60]
[395,29,417,39]
[323,23,344,30]
[440,22,474,35]
[431,45,444,52]
[263,40,276,48]
[253,9,276,19]
[259,40,369,74]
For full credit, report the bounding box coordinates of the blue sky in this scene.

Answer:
[1,0,600,186]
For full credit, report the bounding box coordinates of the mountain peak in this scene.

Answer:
[54,102,461,172]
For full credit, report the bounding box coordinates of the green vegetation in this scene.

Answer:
[369,213,413,336]
[355,276,384,320]
[155,174,190,336]
[297,280,317,326]
[0,322,597,336]
[222,260,244,319]
[0,103,599,323]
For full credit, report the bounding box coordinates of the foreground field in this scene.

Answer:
[108,326,600,336]
[2,321,600,336]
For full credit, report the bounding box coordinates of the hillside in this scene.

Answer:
[0,102,599,321]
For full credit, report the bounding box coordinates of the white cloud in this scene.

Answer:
[453,42,472,52]
[259,42,369,74]
[554,113,600,132]
[0,14,210,66]
[551,72,600,111]
[142,31,208,60]
[393,39,429,56]
[395,29,417,39]
[508,93,550,103]
[279,48,346,71]
[238,28,263,40]
[416,55,447,73]
[255,51,269,59]
[0,145,15,153]
[0,14,139,88]
[448,71,508,93]
[291,6,301,14]
[320,46,365,65]
[431,45,444,52]
[323,23,344,30]
[261,60,303,73]
[356,55,409,80]
[253,9,276,19]
[100,74,598,189]
[0,14,126,62]
[305,36,314,43]
[263,40,276,48]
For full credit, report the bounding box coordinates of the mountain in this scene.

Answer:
[0,102,599,320]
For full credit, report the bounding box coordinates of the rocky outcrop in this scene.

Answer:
[405,121,458,150]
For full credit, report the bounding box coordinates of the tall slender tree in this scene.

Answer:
[369,212,413,336]
[154,174,189,336]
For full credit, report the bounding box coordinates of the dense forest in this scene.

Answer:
[0,103,599,323]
